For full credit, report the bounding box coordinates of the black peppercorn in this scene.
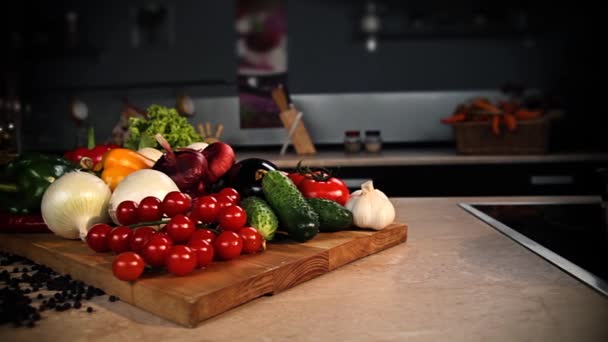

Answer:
[87,307,93,313]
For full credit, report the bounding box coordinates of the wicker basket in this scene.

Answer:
[452,117,550,155]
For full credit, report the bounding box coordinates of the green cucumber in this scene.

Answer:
[306,198,353,232]
[240,196,278,241]
[262,170,319,242]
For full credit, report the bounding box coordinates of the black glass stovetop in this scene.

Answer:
[465,202,608,294]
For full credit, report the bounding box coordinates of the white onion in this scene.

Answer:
[41,171,112,240]
[186,142,209,151]
[108,169,180,225]
[137,147,164,162]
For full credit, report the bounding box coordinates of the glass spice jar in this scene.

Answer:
[343,130,362,153]
[364,130,382,153]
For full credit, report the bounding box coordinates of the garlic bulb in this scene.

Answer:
[41,171,112,240]
[345,180,395,230]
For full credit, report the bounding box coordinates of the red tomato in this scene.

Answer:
[129,227,157,255]
[190,195,220,223]
[217,206,247,231]
[138,196,163,222]
[166,245,197,276]
[116,200,139,225]
[298,175,350,206]
[142,234,173,267]
[187,238,214,268]
[162,191,192,217]
[237,227,263,254]
[217,187,241,204]
[112,252,145,281]
[108,226,133,254]
[288,172,307,187]
[189,229,217,245]
[86,223,113,253]
[216,194,236,210]
[214,231,243,260]
[164,215,195,244]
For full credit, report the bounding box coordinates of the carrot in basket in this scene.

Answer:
[491,115,501,135]
[514,109,541,120]
[440,113,467,124]
[503,114,518,132]
[471,98,502,115]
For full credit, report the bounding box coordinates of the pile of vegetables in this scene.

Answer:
[0,103,398,283]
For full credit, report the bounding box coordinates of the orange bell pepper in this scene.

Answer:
[98,148,156,190]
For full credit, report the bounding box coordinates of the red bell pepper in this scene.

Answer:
[64,126,120,168]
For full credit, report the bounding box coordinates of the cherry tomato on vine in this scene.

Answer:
[112,252,145,281]
[216,194,236,210]
[129,227,157,255]
[108,226,133,254]
[237,227,264,254]
[164,215,195,244]
[189,229,217,245]
[187,238,214,268]
[138,196,163,222]
[142,234,173,267]
[162,191,192,217]
[116,200,139,225]
[217,187,241,204]
[214,231,243,260]
[190,195,220,223]
[166,245,197,276]
[217,206,247,231]
[298,173,350,206]
[86,223,113,253]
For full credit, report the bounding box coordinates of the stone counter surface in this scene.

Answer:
[235,148,608,168]
[2,196,608,341]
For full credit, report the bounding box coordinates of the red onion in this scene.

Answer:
[152,134,208,196]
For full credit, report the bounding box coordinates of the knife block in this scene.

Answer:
[279,108,316,155]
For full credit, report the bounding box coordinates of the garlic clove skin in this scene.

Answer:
[345,180,395,230]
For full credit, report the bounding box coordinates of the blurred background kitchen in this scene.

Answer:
[1,0,605,196]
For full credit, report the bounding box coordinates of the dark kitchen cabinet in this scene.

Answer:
[325,162,608,197]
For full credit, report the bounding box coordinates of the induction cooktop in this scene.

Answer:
[460,201,608,296]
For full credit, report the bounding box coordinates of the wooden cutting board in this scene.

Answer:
[0,223,407,327]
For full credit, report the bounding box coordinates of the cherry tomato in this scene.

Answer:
[142,234,173,267]
[166,245,197,276]
[108,226,133,254]
[86,223,113,253]
[129,227,157,255]
[218,187,241,204]
[216,194,236,210]
[298,174,350,206]
[187,238,214,268]
[112,252,145,281]
[214,231,243,260]
[190,195,220,223]
[116,200,139,225]
[162,191,192,217]
[189,229,217,245]
[164,215,195,244]
[217,206,247,231]
[237,227,263,254]
[138,196,163,222]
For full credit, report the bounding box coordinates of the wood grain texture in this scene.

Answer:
[0,223,407,327]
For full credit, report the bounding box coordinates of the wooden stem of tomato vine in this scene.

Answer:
[127,220,220,234]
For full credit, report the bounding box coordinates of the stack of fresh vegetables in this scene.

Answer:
[0,104,398,282]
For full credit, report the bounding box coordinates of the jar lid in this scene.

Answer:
[345,130,361,137]
[365,130,381,136]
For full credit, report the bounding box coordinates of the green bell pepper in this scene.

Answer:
[0,153,75,214]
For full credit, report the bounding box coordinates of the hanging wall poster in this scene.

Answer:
[236,0,287,128]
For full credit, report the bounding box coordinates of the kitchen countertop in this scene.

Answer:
[235,148,608,168]
[2,196,608,341]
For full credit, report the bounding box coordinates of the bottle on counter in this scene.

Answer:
[364,130,382,153]
[343,130,362,153]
